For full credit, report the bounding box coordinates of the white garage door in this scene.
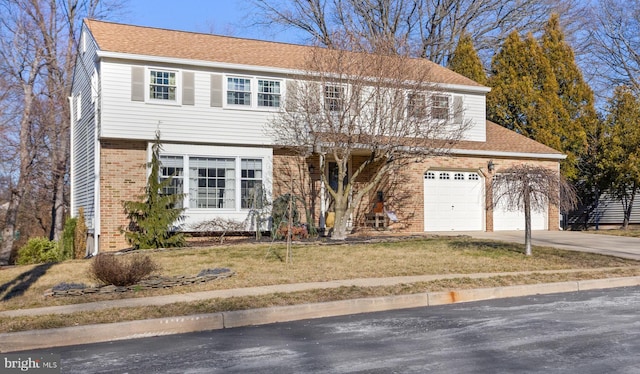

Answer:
[424,171,484,231]
[492,184,548,231]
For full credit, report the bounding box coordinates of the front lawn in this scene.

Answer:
[1,237,636,313]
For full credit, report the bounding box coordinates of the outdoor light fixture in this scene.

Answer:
[488,160,495,172]
[308,164,315,174]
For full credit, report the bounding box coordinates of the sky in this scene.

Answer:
[119,0,302,44]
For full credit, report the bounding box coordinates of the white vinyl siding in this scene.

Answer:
[100,62,277,145]
[456,92,485,141]
[71,24,99,230]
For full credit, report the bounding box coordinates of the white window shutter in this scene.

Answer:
[131,66,145,102]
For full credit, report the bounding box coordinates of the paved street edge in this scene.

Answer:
[2,276,639,352]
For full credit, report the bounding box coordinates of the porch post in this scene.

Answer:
[319,152,326,234]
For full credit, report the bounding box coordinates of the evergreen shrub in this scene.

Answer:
[16,237,61,265]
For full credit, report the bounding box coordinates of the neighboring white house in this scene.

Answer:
[70,19,565,253]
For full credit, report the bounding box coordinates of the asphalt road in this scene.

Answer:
[24,286,640,373]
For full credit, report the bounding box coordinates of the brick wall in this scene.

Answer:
[272,152,561,233]
[99,139,147,251]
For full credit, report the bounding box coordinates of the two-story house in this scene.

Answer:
[70,19,565,253]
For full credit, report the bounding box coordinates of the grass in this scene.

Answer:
[0,236,638,332]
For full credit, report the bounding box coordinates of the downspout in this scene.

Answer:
[92,70,101,256]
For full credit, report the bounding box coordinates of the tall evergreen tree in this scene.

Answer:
[602,86,640,229]
[487,31,567,161]
[122,131,185,249]
[449,33,487,85]
[541,14,594,181]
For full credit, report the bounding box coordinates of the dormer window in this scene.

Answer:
[150,70,176,101]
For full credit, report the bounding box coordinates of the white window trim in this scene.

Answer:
[146,67,181,105]
[323,83,346,112]
[430,93,452,121]
[223,74,283,111]
[154,143,272,213]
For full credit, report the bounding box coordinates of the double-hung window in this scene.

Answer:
[241,159,263,208]
[189,158,236,209]
[257,80,281,108]
[407,93,426,118]
[150,70,177,101]
[324,85,343,112]
[431,95,450,121]
[159,155,184,208]
[227,77,252,106]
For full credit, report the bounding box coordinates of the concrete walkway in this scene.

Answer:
[430,230,640,261]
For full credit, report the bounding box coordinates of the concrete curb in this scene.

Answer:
[2,276,640,352]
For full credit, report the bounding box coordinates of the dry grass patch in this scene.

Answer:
[0,237,638,313]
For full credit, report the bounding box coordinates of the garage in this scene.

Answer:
[492,182,548,230]
[424,170,484,231]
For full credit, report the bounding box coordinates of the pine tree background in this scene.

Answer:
[486,15,597,180]
[602,86,640,228]
[448,33,487,85]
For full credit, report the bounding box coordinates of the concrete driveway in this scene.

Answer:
[431,230,640,261]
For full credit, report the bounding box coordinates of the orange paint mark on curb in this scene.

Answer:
[449,291,458,303]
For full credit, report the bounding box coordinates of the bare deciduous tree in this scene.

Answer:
[0,0,124,265]
[493,164,577,256]
[588,0,640,93]
[251,0,586,64]
[270,38,470,239]
[0,1,45,265]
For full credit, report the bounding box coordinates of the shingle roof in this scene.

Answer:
[454,121,564,158]
[84,20,562,159]
[85,19,485,88]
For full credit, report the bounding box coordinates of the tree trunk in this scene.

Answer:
[0,80,36,265]
[331,203,349,240]
[0,193,22,265]
[49,153,68,241]
[622,183,637,230]
[524,186,532,256]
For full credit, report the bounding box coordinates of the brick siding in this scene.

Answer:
[99,139,147,251]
